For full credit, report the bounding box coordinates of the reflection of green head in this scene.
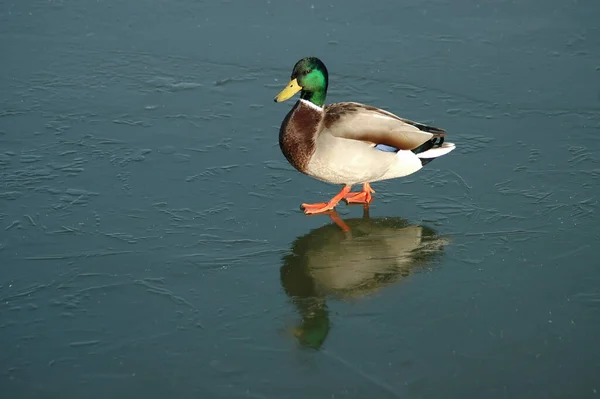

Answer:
[293,307,330,350]
[281,249,331,350]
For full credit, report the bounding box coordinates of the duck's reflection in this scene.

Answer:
[280,208,450,349]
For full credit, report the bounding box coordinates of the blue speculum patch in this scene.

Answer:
[374,144,398,152]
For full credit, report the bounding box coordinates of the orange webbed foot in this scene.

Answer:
[343,183,375,205]
[300,185,352,215]
[344,191,372,204]
[301,202,334,215]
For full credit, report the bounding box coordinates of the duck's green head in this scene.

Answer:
[274,57,329,107]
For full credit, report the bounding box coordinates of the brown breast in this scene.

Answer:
[278,101,322,173]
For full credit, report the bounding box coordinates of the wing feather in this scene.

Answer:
[323,102,445,151]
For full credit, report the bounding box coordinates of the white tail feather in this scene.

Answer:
[416,142,456,159]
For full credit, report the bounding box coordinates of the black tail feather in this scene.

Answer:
[412,135,445,156]
[413,135,446,166]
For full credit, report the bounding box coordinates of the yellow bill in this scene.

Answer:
[274,78,302,102]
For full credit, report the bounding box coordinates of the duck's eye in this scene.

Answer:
[304,69,311,75]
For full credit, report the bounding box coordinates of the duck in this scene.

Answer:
[274,56,456,215]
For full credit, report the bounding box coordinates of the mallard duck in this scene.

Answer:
[274,57,456,215]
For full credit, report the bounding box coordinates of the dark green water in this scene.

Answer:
[2,0,600,398]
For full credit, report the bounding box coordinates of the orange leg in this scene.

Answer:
[301,185,352,215]
[343,182,375,204]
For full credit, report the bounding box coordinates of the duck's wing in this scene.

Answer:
[323,102,445,151]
